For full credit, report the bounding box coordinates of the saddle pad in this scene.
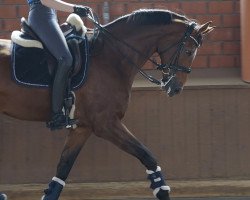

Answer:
[11,36,89,90]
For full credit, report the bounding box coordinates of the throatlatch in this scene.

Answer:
[146,166,170,199]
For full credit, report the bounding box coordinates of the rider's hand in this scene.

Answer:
[73,5,90,17]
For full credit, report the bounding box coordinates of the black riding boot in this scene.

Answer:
[47,58,77,131]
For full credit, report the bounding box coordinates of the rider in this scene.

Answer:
[27,0,90,130]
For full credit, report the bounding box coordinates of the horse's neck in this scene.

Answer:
[102,23,166,84]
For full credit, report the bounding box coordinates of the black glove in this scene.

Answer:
[73,5,90,17]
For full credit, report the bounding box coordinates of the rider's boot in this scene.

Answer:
[46,58,77,131]
[41,177,65,200]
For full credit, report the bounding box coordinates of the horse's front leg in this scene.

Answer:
[42,126,92,200]
[94,119,171,200]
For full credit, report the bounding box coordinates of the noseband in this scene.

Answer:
[155,22,199,89]
[87,15,200,86]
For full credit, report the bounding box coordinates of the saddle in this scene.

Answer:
[11,14,90,126]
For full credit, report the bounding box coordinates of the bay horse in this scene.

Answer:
[0,9,214,200]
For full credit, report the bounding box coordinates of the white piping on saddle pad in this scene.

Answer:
[11,30,43,49]
[66,13,87,37]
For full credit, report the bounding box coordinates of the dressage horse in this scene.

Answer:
[0,9,213,200]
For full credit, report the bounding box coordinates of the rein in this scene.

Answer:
[87,14,199,86]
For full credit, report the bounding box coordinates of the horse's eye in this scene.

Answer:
[185,50,193,56]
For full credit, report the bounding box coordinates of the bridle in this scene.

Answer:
[156,22,200,88]
[87,14,201,86]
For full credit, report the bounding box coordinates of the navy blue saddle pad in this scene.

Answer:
[11,36,89,90]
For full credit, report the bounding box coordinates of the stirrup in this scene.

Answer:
[46,113,78,131]
[65,117,78,129]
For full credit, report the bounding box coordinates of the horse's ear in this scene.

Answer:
[198,21,215,36]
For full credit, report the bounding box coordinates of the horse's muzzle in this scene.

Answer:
[161,76,183,97]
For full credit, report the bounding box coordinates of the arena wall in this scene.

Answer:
[0,0,240,69]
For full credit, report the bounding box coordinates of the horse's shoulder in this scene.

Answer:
[0,39,11,56]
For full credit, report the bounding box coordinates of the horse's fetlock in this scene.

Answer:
[41,177,65,200]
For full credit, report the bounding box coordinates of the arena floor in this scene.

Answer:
[1,180,250,200]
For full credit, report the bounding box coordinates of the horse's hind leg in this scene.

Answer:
[42,127,92,200]
[94,119,171,200]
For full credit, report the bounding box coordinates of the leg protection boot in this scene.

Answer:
[0,193,7,200]
[41,177,65,200]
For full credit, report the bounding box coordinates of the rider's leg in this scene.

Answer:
[28,4,76,129]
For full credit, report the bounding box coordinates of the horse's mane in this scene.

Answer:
[104,9,189,27]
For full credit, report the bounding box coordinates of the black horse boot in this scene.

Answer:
[146,166,171,200]
[0,193,7,200]
[47,58,77,131]
[41,177,65,200]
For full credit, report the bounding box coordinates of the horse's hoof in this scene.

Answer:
[156,189,170,200]
[42,179,64,200]
[0,193,7,200]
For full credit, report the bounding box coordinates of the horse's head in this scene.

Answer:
[157,20,214,97]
